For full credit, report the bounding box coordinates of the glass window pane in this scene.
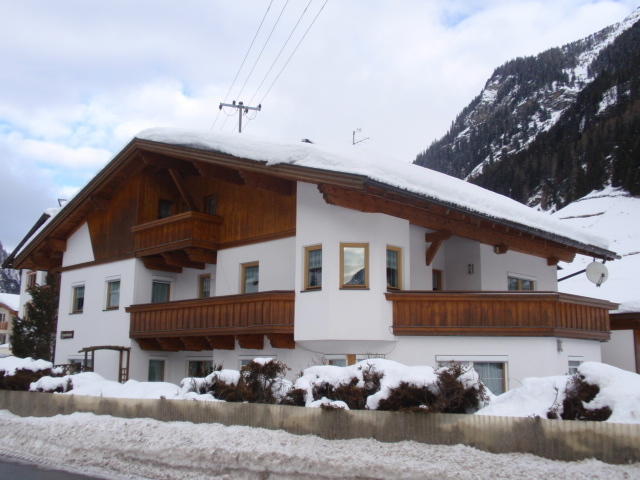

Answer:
[199,276,211,298]
[73,286,84,313]
[148,359,165,382]
[243,265,259,293]
[343,246,366,286]
[474,362,505,395]
[386,249,399,288]
[107,280,120,309]
[328,358,347,367]
[151,281,170,303]
[188,360,213,377]
[307,248,322,288]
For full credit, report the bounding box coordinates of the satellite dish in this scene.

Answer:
[586,262,608,287]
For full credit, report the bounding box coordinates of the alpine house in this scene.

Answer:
[5,128,619,394]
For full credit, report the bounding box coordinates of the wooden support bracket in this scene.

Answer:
[267,333,295,349]
[237,334,264,350]
[169,169,198,212]
[142,256,183,273]
[161,251,205,270]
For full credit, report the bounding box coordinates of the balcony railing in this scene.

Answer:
[132,211,222,257]
[0,322,8,331]
[385,291,617,341]
[126,290,294,351]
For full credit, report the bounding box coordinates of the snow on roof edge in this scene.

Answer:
[137,127,611,252]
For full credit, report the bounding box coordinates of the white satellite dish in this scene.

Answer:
[586,262,608,287]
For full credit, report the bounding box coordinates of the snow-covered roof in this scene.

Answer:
[138,128,611,252]
[0,293,19,312]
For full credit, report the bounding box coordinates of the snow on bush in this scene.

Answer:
[0,356,63,391]
[285,359,488,412]
[308,397,350,410]
[477,362,640,423]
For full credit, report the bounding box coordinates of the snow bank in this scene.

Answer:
[477,362,640,423]
[0,356,58,376]
[31,372,216,402]
[614,300,640,314]
[137,128,609,250]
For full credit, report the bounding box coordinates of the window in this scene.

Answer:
[26,271,37,289]
[327,357,347,367]
[340,243,369,289]
[241,262,259,294]
[148,359,165,382]
[386,246,402,289]
[151,280,171,303]
[106,280,120,310]
[568,359,582,375]
[473,362,506,395]
[71,285,85,313]
[158,199,174,219]
[198,274,211,298]
[0,334,7,344]
[69,357,93,371]
[0,313,5,323]
[508,276,536,291]
[304,245,322,290]
[432,269,443,291]
[204,195,217,215]
[188,360,214,377]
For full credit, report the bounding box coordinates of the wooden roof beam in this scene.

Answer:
[161,251,204,270]
[493,244,509,254]
[425,231,451,243]
[142,256,182,273]
[208,335,235,350]
[237,334,264,350]
[168,168,198,212]
[156,337,184,352]
[141,152,199,176]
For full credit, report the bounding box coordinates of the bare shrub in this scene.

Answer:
[210,360,289,404]
[308,364,384,410]
[547,374,612,421]
[281,388,306,406]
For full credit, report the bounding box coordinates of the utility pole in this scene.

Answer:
[352,128,370,145]
[218,100,262,133]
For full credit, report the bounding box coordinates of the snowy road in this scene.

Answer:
[0,410,638,480]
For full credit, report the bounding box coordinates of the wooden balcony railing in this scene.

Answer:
[0,321,8,331]
[126,291,294,351]
[385,291,618,341]
[132,211,222,257]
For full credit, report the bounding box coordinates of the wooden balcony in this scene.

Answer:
[126,290,295,351]
[385,291,618,341]
[0,322,8,331]
[132,211,222,270]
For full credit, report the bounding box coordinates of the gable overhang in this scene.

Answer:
[8,137,619,271]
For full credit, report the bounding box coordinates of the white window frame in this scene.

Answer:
[71,282,85,314]
[436,355,509,394]
[104,277,121,311]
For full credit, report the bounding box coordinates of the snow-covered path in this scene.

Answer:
[0,411,638,480]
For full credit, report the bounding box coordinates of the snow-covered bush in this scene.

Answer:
[377,363,488,413]
[0,356,63,391]
[547,373,612,421]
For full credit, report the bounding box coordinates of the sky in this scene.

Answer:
[0,0,637,251]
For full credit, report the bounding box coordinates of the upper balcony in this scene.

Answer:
[132,211,222,270]
[385,291,617,341]
[126,290,294,351]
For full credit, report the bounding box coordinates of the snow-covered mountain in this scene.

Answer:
[553,186,639,305]
[415,7,640,211]
[0,242,20,294]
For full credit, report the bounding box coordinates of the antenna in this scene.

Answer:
[352,128,370,146]
[219,101,262,133]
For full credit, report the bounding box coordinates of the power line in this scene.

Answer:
[259,0,328,106]
[234,0,291,103]
[209,0,275,131]
[248,0,313,106]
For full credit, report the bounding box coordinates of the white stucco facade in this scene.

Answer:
[43,180,607,389]
[601,330,637,372]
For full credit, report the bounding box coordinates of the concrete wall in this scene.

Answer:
[479,244,557,290]
[602,330,637,373]
[62,222,94,267]
[1,390,638,464]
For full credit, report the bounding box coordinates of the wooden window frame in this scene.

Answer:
[198,274,212,298]
[240,261,260,294]
[432,269,444,291]
[71,284,85,314]
[339,242,369,289]
[105,279,120,310]
[386,245,403,290]
[303,244,322,291]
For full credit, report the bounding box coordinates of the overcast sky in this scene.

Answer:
[0,0,637,251]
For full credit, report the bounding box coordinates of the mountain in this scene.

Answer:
[415,8,640,211]
[0,242,20,294]
[553,186,639,304]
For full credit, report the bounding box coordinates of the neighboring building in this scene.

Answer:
[3,129,619,394]
[603,302,640,374]
[0,293,20,357]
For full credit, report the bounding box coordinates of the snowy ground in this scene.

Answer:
[0,410,638,480]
